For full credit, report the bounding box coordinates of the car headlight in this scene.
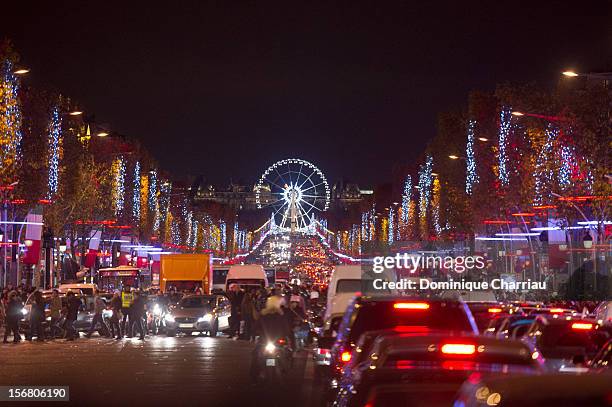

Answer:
[265,342,276,354]
[164,314,175,323]
[198,313,213,323]
[46,316,51,322]
[153,304,162,316]
[102,309,113,318]
[21,308,28,316]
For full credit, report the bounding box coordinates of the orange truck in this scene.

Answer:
[159,253,212,293]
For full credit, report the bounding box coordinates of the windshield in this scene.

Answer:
[179,296,215,308]
[336,279,362,293]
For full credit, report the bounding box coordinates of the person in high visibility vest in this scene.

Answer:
[120,286,134,338]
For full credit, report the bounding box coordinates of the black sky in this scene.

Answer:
[4,1,611,185]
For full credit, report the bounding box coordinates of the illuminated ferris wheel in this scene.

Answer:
[255,159,330,233]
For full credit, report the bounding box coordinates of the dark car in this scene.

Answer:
[327,296,478,398]
[164,294,231,336]
[453,373,612,407]
[589,339,611,371]
[522,316,611,371]
[465,302,510,333]
[335,333,544,407]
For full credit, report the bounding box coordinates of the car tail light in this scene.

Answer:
[317,348,330,355]
[441,343,476,355]
[394,325,430,333]
[277,338,287,345]
[488,307,503,313]
[571,322,593,330]
[393,302,430,310]
[340,351,352,362]
[549,308,564,313]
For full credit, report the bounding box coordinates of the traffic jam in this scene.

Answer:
[5,257,612,406]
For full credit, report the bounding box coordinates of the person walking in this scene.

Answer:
[85,290,109,338]
[65,291,82,341]
[129,291,146,340]
[3,291,22,343]
[109,290,122,340]
[241,290,256,341]
[120,286,134,338]
[29,290,45,342]
[49,289,62,339]
[227,284,244,339]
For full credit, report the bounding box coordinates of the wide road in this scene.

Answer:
[0,334,323,406]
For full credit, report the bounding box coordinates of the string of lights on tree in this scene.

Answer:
[387,207,394,245]
[148,170,159,232]
[432,177,442,236]
[418,155,434,219]
[401,175,412,224]
[0,60,23,175]
[498,108,512,187]
[132,161,141,221]
[220,221,226,252]
[46,105,62,199]
[533,125,557,205]
[111,156,126,216]
[558,145,575,190]
[465,119,479,195]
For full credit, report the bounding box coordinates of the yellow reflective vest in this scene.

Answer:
[121,292,134,308]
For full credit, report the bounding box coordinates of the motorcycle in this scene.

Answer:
[147,303,166,335]
[255,337,293,383]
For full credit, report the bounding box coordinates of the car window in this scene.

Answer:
[336,279,362,293]
[180,297,214,308]
[347,301,474,343]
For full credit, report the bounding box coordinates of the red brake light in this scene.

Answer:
[571,322,593,330]
[488,307,503,313]
[277,338,286,345]
[549,308,564,313]
[317,348,330,355]
[441,343,476,355]
[340,351,352,362]
[394,302,430,310]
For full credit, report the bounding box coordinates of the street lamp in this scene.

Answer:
[13,68,30,75]
[69,111,83,116]
[449,155,460,160]
[511,111,525,116]
[477,137,489,142]
[562,70,612,80]
[97,132,109,137]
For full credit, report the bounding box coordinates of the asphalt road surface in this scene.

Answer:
[0,334,323,406]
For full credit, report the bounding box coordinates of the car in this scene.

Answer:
[335,333,544,407]
[589,338,611,371]
[164,294,231,337]
[20,292,111,338]
[328,296,478,398]
[521,315,611,371]
[452,372,612,407]
[465,302,511,333]
[593,300,612,326]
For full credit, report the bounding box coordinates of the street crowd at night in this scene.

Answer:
[2,1,612,406]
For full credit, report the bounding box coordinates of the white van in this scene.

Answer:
[324,265,363,322]
[225,264,267,291]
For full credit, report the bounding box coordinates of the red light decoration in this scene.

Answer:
[483,220,511,224]
[512,213,535,217]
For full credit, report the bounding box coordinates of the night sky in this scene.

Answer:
[4,1,611,186]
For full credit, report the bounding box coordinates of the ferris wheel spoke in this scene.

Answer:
[301,181,325,193]
[299,199,319,214]
[301,193,323,198]
[298,170,317,190]
[274,167,289,187]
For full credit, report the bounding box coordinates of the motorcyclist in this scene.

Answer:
[249,295,293,381]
